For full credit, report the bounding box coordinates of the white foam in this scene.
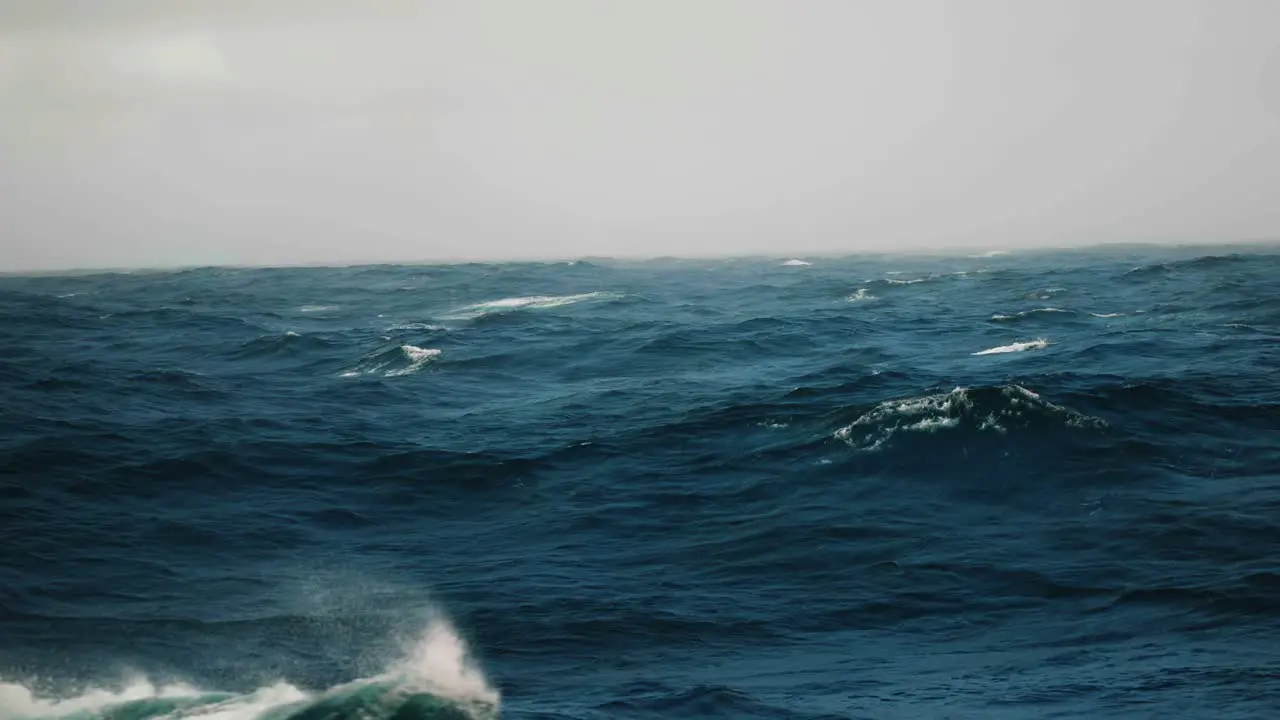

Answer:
[782,259,812,266]
[0,679,208,719]
[847,288,875,302]
[389,323,446,332]
[385,345,442,377]
[835,387,970,451]
[1090,312,1125,318]
[972,338,1050,355]
[886,277,930,285]
[990,308,1070,321]
[341,345,442,378]
[833,384,1102,451]
[904,416,961,432]
[393,617,499,705]
[0,617,497,720]
[299,305,339,313]
[452,292,616,318]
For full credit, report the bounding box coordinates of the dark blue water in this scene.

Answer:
[2,245,1279,720]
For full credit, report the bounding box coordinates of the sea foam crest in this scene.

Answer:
[341,345,442,378]
[972,338,1050,355]
[990,308,1071,322]
[0,618,498,720]
[834,384,1103,452]
[450,292,618,319]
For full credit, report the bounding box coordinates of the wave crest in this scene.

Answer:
[835,384,1105,452]
[972,338,1050,355]
[0,619,498,720]
[448,292,619,320]
[341,345,441,378]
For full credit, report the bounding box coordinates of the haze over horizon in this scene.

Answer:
[3,0,1279,272]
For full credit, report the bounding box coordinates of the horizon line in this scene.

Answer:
[3,237,1278,279]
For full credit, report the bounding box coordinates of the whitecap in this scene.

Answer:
[833,384,1102,452]
[342,345,442,378]
[782,259,813,266]
[972,338,1050,355]
[847,288,875,302]
[389,322,447,332]
[0,616,499,720]
[990,308,1071,321]
[1090,312,1125,318]
[835,387,970,451]
[386,345,442,376]
[299,305,340,313]
[450,292,618,319]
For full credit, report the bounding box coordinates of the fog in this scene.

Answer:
[3,1,1278,270]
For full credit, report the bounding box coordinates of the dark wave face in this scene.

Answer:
[1,245,1279,719]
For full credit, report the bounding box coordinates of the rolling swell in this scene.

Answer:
[2,245,1280,718]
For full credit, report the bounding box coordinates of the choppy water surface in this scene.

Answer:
[1,245,1278,719]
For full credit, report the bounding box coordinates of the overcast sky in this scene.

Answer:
[2,0,1278,270]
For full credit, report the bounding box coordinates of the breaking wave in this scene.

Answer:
[447,292,620,320]
[0,618,498,720]
[341,345,441,378]
[972,338,1050,355]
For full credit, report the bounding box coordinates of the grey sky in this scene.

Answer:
[2,0,1278,270]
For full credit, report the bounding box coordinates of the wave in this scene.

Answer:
[1023,288,1067,300]
[0,619,498,720]
[972,338,1050,355]
[781,259,812,267]
[341,345,441,378]
[387,323,447,332]
[298,305,340,313]
[447,292,619,320]
[834,384,1105,452]
[846,288,875,302]
[1124,253,1250,277]
[231,332,336,360]
[989,308,1073,322]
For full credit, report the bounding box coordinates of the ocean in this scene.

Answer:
[1,244,1278,720]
